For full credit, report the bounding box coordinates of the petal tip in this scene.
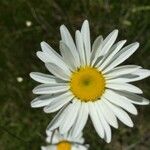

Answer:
[147,100,150,105]
[134,42,140,48]
[60,24,66,31]
[106,139,111,143]
[29,72,33,78]
[133,109,138,116]
[36,51,42,58]
[84,19,89,24]
[114,29,119,33]
[32,88,36,94]
[40,41,46,47]
[115,123,119,129]
[43,107,48,113]
[123,39,127,43]
[82,20,89,28]
[130,123,134,128]
[31,101,36,108]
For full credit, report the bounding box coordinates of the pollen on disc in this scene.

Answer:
[70,66,105,102]
[57,141,71,150]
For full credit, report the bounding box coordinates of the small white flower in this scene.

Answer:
[30,20,150,143]
[17,77,23,82]
[41,130,88,150]
[26,20,32,27]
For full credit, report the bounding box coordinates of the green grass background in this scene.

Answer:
[0,0,150,149]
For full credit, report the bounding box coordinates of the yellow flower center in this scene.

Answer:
[57,141,71,150]
[70,66,105,102]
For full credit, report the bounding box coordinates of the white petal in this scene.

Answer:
[72,145,88,150]
[36,51,50,62]
[92,35,103,55]
[107,70,150,83]
[104,89,138,115]
[41,145,56,150]
[88,102,105,139]
[43,92,73,113]
[104,100,134,127]
[70,136,84,144]
[100,29,118,56]
[91,35,103,65]
[97,99,118,128]
[33,83,69,94]
[115,91,150,105]
[75,30,86,66]
[41,41,61,59]
[67,131,84,144]
[71,145,78,150]
[45,63,70,81]
[131,69,150,80]
[41,146,47,150]
[47,106,67,131]
[103,42,139,73]
[46,130,60,143]
[60,25,80,67]
[105,65,141,78]
[40,42,71,71]
[93,30,118,67]
[46,129,52,137]
[97,40,126,69]
[30,72,61,84]
[59,41,77,70]
[43,95,72,113]
[81,20,91,65]
[70,102,89,137]
[31,94,53,108]
[106,74,140,83]
[95,103,112,143]
[59,99,80,134]
[106,83,143,94]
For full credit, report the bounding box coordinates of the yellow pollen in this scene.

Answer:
[70,66,105,102]
[57,141,71,150]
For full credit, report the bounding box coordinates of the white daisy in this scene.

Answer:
[41,130,88,150]
[30,20,150,143]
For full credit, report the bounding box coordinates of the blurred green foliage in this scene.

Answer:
[0,0,150,149]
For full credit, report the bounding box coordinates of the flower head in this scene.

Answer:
[41,130,88,150]
[30,20,150,143]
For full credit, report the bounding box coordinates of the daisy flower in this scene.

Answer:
[41,130,88,150]
[30,20,150,143]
